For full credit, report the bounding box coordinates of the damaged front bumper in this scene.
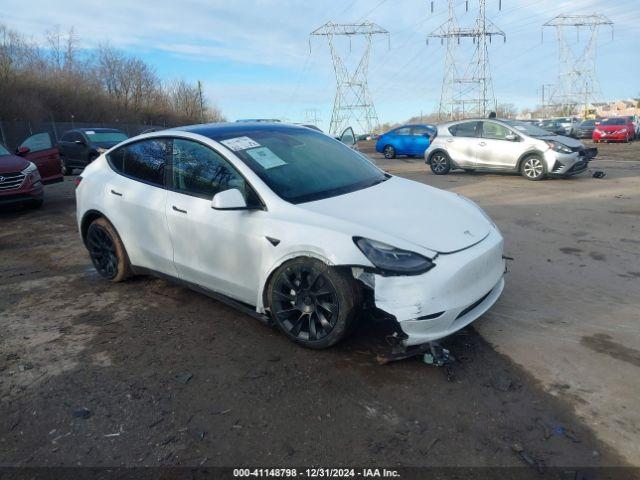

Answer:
[354,227,505,347]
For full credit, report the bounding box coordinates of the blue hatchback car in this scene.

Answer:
[375,124,436,159]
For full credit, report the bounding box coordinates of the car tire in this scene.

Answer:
[86,217,132,282]
[267,257,360,349]
[430,152,451,175]
[383,145,396,159]
[61,158,73,176]
[521,155,546,181]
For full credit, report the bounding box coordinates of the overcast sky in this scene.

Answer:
[2,0,639,131]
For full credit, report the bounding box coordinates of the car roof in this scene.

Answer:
[174,122,308,139]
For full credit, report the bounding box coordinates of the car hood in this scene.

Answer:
[299,176,492,254]
[537,135,583,148]
[0,154,29,174]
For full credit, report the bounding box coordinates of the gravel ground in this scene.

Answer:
[0,139,638,476]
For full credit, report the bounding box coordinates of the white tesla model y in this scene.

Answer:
[76,123,505,350]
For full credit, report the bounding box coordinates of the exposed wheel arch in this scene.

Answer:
[80,210,108,245]
[516,150,546,172]
[426,148,450,165]
[260,252,351,314]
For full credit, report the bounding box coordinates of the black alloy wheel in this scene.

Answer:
[271,264,340,343]
[87,223,119,279]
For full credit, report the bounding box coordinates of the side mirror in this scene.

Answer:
[505,134,518,141]
[16,146,30,156]
[211,188,248,211]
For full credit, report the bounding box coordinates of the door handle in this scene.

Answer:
[172,205,187,214]
[479,142,487,146]
[110,189,123,196]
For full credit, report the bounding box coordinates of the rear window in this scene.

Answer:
[108,139,168,187]
[449,122,478,137]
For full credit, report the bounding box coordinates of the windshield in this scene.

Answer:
[580,120,595,127]
[599,118,626,126]
[0,144,10,156]
[85,131,128,144]
[210,127,387,204]
[505,120,555,137]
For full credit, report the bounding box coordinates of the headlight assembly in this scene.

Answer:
[21,162,38,175]
[354,237,435,275]
[545,140,572,154]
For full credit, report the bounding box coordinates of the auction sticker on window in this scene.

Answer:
[246,147,287,169]
[220,136,261,151]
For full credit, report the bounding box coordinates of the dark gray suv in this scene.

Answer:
[58,128,128,175]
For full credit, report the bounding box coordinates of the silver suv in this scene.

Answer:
[425,118,598,181]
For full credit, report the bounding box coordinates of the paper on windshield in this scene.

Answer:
[85,130,96,135]
[246,147,287,169]
[220,136,261,151]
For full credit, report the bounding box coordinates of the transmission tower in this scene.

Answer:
[543,14,613,116]
[310,22,389,135]
[428,0,505,120]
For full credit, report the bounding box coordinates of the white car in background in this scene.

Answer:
[75,123,505,351]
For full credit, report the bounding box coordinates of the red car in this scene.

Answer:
[0,142,44,208]
[593,117,636,143]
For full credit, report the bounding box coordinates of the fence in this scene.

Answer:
[0,120,165,151]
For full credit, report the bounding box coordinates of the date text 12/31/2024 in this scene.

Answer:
[233,468,401,478]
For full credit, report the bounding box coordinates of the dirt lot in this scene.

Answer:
[1,140,639,475]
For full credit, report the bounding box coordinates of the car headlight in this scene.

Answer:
[354,237,435,275]
[21,162,38,175]
[545,140,572,154]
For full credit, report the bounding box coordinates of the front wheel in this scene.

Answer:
[430,152,451,175]
[521,155,546,181]
[382,145,396,159]
[267,258,360,349]
[86,217,132,282]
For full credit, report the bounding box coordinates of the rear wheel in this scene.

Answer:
[521,155,546,181]
[267,257,360,349]
[86,217,132,282]
[383,145,396,159]
[430,152,451,175]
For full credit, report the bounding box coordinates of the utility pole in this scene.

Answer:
[310,22,389,135]
[539,83,553,118]
[543,14,613,117]
[197,80,205,123]
[428,0,505,120]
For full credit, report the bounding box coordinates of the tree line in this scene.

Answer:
[0,24,224,126]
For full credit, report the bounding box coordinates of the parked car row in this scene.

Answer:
[0,128,128,209]
[527,116,638,142]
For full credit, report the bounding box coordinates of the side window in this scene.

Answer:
[481,122,512,140]
[108,139,168,186]
[61,132,74,142]
[395,127,411,136]
[171,139,248,201]
[411,126,430,136]
[20,133,52,152]
[449,122,478,137]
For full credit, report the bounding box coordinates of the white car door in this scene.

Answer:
[103,138,177,275]
[445,121,480,167]
[165,137,266,305]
